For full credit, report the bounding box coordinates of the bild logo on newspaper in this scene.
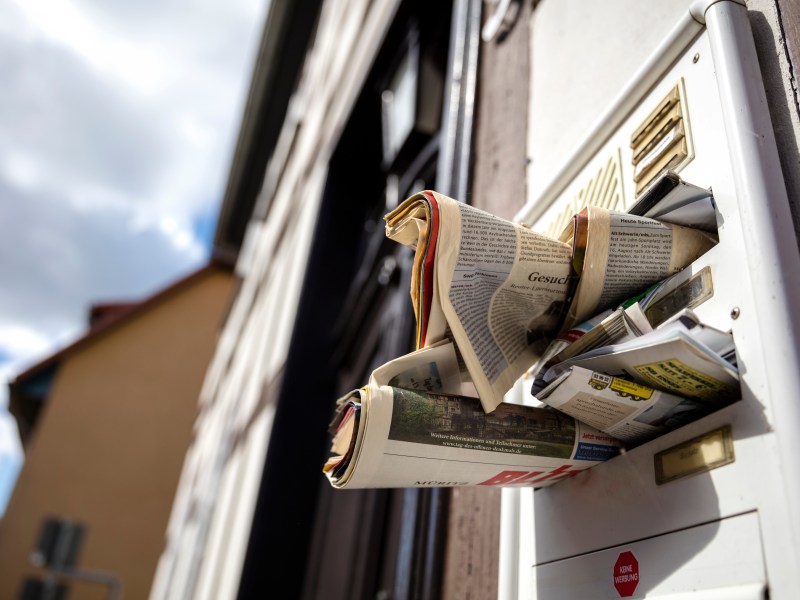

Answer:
[613,550,639,597]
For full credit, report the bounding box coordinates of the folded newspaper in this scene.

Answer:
[539,317,739,402]
[528,266,718,384]
[385,191,717,412]
[537,366,720,445]
[530,309,739,445]
[324,343,621,488]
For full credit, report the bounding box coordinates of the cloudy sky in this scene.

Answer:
[0,0,269,513]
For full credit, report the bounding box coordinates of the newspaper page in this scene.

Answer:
[542,327,739,403]
[538,366,718,445]
[530,257,716,383]
[628,171,717,232]
[434,195,575,412]
[324,343,621,489]
[387,191,575,412]
[548,304,651,367]
[563,206,716,328]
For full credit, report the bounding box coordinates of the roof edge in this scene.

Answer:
[9,260,234,385]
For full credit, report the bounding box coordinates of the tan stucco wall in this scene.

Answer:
[0,266,233,600]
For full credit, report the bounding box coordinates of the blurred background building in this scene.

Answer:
[0,261,233,599]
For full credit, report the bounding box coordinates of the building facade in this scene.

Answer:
[1,263,233,600]
[152,0,800,598]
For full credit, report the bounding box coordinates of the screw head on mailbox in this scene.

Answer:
[613,550,639,597]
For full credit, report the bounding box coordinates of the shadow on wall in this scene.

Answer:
[748,9,800,241]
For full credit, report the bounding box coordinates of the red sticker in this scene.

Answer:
[613,550,639,597]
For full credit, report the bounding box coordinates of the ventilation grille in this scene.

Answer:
[631,79,693,196]
[541,149,625,239]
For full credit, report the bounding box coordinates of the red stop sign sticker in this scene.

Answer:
[613,550,639,597]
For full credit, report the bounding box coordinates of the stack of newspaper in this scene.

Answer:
[322,342,620,488]
[325,182,734,489]
[530,292,739,445]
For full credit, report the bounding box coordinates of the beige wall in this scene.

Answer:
[0,267,233,600]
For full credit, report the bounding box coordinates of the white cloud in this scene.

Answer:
[0,411,22,458]
[0,412,24,518]
[0,326,53,364]
[14,0,168,94]
[0,0,265,307]
[0,364,19,411]
[1,151,42,192]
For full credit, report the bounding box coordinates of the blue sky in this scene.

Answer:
[0,0,269,516]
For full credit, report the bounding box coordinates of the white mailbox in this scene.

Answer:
[501,1,800,598]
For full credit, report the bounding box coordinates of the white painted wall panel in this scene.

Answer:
[528,0,692,196]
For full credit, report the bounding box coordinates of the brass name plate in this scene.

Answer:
[654,425,734,485]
